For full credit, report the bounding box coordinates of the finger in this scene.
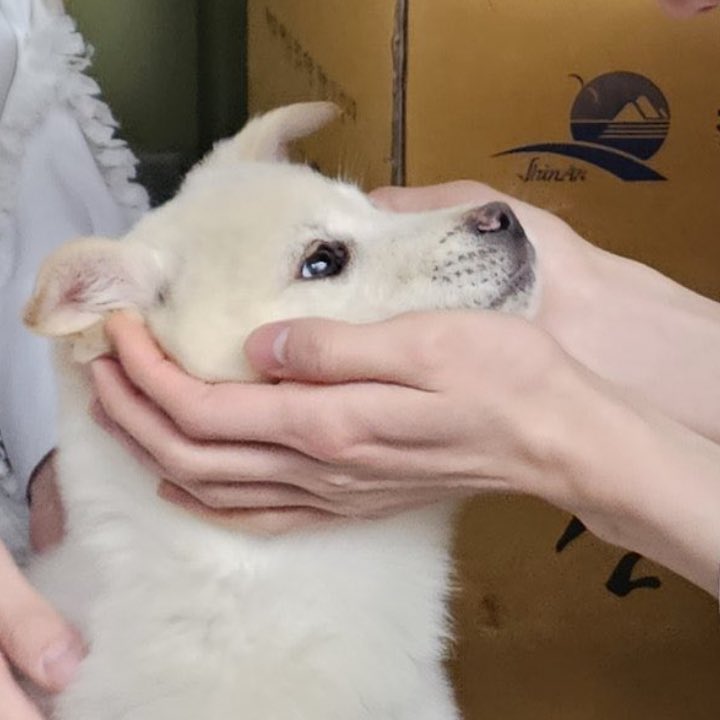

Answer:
[91,348,417,465]
[369,182,571,254]
[101,313,221,420]
[89,397,169,479]
[91,362,350,487]
[244,314,450,388]
[370,181,506,213]
[0,653,43,720]
[99,312,272,437]
[100,313,438,456]
[90,358,202,471]
[93,391,340,511]
[0,544,85,692]
[157,483,338,535]
[163,479,334,511]
[98,315,348,445]
[161,479,478,528]
[106,310,436,392]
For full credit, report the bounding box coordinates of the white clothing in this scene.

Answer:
[0,0,148,561]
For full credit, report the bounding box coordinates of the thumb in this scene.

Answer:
[243,318,364,382]
[243,315,436,387]
[0,544,85,692]
[369,181,503,213]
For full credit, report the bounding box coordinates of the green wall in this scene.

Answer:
[65,0,246,199]
[196,0,247,154]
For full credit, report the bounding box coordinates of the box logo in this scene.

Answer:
[496,71,670,181]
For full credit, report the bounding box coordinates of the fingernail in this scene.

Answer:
[41,637,85,688]
[272,327,290,366]
[245,323,291,372]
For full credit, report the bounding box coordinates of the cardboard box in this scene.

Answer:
[248,2,720,718]
[248,0,398,187]
[249,0,720,300]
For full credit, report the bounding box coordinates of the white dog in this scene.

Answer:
[24,102,538,720]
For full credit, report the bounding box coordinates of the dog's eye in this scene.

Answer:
[299,242,349,280]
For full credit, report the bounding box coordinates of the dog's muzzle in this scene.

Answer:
[461,202,537,310]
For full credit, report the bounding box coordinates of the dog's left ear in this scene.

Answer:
[195,101,340,171]
[24,237,165,337]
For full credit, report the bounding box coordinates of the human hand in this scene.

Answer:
[90,308,609,533]
[86,179,602,535]
[0,538,84,719]
[89,179,720,538]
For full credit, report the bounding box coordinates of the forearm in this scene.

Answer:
[555,373,720,596]
[539,247,720,443]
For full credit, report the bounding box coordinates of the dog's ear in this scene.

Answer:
[24,237,164,337]
[200,101,340,169]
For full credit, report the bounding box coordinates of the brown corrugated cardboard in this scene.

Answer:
[407,0,720,299]
[250,0,720,300]
[247,0,397,187]
[248,2,720,718]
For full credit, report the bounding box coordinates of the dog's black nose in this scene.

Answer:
[463,202,524,240]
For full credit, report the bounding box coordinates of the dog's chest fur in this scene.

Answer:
[29,359,459,720]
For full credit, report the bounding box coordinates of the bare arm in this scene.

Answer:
[545,362,720,596]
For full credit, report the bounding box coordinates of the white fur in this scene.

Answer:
[26,103,538,720]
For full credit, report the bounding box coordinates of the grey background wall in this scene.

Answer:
[65,0,247,204]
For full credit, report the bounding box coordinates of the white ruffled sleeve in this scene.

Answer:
[0,0,148,560]
[0,107,138,495]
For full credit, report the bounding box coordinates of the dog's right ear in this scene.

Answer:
[196,101,340,171]
[24,237,164,337]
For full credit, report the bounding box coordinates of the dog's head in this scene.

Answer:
[24,102,539,381]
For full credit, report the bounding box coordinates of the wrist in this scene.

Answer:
[537,244,720,443]
[622,419,720,596]
[558,383,720,596]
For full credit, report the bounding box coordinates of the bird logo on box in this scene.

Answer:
[496,71,670,182]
